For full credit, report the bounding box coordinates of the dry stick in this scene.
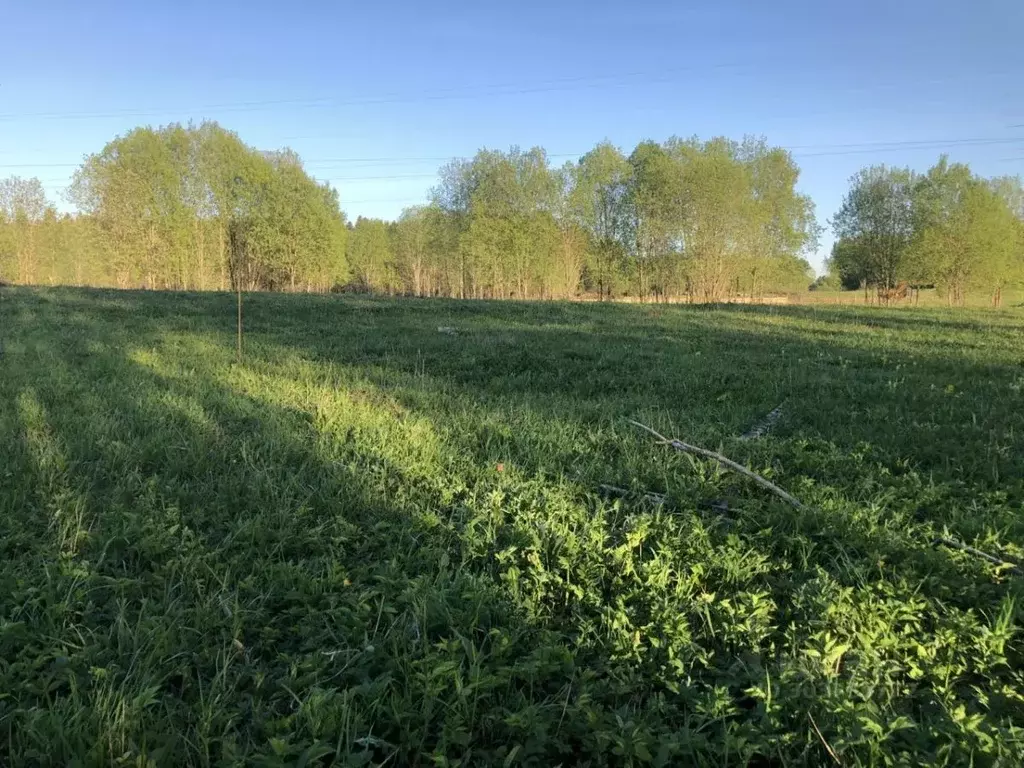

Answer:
[598,483,667,505]
[629,420,807,510]
[808,713,842,765]
[598,483,735,526]
[629,420,1023,577]
[934,537,1024,576]
[740,402,785,440]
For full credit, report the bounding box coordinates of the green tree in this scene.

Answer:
[68,122,346,293]
[626,141,678,301]
[347,217,394,292]
[742,140,819,298]
[831,165,917,295]
[574,142,631,299]
[667,137,755,301]
[913,159,1020,306]
[0,176,49,284]
[548,163,588,299]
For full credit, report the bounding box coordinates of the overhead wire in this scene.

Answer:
[0,64,1016,124]
[2,137,1022,173]
[0,63,758,123]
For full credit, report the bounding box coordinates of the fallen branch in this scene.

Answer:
[934,537,1024,576]
[629,420,806,510]
[598,483,667,506]
[740,402,785,440]
[808,713,842,765]
[629,420,1023,578]
[597,484,735,525]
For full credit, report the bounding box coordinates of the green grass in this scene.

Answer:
[3,287,1024,766]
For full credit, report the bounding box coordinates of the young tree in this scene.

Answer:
[913,159,1020,305]
[548,163,588,299]
[742,140,819,299]
[392,206,431,296]
[0,176,49,284]
[575,142,631,299]
[347,217,394,292]
[831,165,917,296]
[626,141,678,301]
[668,137,755,302]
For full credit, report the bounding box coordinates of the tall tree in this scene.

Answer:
[548,163,588,299]
[626,141,678,301]
[912,158,1020,305]
[0,177,49,284]
[668,137,755,301]
[392,207,431,296]
[575,142,631,299]
[830,165,917,295]
[742,140,819,298]
[69,122,347,293]
[347,217,394,292]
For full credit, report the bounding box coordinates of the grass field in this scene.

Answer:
[3,287,1024,766]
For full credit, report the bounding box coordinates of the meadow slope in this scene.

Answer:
[2,287,1024,766]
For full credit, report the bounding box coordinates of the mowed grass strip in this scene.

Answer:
[2,287,1024,766]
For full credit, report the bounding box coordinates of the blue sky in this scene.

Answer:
[2,0,1022,272]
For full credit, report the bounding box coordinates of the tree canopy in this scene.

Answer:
[61,122,346,291]
[827,158,1024,305]
[3,123,1019,304]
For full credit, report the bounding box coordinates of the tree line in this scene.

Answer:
[0,122,819,300]
[1,121,1021,304]
[823,159,1024,305]
[1,123,347,292]
[351,138,819,301]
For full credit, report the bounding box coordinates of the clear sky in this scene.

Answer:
[2,0,1022,272]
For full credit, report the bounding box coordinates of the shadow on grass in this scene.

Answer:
[3,287,1024,765]
[1,304,585,765]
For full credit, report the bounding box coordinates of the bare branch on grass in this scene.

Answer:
[808,713,842,765]
[740,402,785,440]
[629,420,807,510]
[629,419,1022,578]
[598,483,667,506]
[934,537,1024,576]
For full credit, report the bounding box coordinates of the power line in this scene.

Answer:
[306,152,582,167]
[340,196,426,205]
[0,63,756,123]
[792,137,1024,158]
[0,66,1016,124]
[787,136,1024,151]
[319,173,437,182]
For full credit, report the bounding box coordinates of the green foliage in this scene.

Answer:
[828,161,1024,303]
[423,137,818,303]
[3,124,1020,306]
[4,287,1024,765]
[62,122,346,291]
[830,165,918,291]
[809,272,842,291]
[346,217,396,292]
[0,176,49,284]
[912,159,1021,305]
